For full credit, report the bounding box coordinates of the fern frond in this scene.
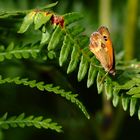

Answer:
[0,42,40,61]
[106,75,140,119]
[18,9,140,120]
[0,76,90,119]
[0,113,62,132]
[45,12,99,87]
[18,11,96,88]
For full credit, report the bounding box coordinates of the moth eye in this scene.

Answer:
[103,36,107,41]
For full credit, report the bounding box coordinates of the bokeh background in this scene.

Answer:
[0,0,140,140]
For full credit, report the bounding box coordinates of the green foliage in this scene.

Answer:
[0,113,62,132]
[18,11,36,33]
[0,4,91,136]
[16,8,140,120]
[6,6,140,120]
[0,2,140,138]
[87,57,97,88]
[34,12,52,30]
[48,26,64,50]
[0,42,40,61]
[0,76,90,119]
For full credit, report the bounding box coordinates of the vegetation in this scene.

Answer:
[0,0,140,140]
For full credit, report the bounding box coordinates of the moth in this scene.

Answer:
[89,26,115,75]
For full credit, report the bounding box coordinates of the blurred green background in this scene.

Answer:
[0,0,140,140]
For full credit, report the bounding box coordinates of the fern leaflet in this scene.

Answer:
[0,42,40,61]
[0,113,62,132]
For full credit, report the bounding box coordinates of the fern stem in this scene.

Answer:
[123,0,138,60]
[0,49,40,56]
[0,130,3,140]
[99,0,111,27]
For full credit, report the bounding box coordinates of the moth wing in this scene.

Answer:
[89,32,111,71]
[98,26,115,73]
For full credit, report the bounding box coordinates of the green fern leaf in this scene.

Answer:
[64,12,83,26]
[87,58,97,88]
[116,80,136,90]
[67,45,80,74]
[22,51,30,58]
[0,124,9,129]
[74,99,90,119]
[33,116,43,128]
[67,25,85,37]
[1,113,8,121]
[112,88,120,107]
[41,30,50,44]
[0,113,62,132]
[15,113,25,121]
[104,78,113,100]
[0,44,40,61]
[18,11,36,33]
[36,82,45,91]
[6,42,14,51]
[15,113,25,128]
[132,77,140,86]
[77,55,89,82]
[130,98,137,116]
[132,94,140,98]
[127,87,140,95]
[122,96,129,111]
[14,53,22,59]
[47,51,56,59]
[34,12,52,30]
[112,92,119,107]
[24,116,34,126]
[48,26,64,51]
[96,71,104,94]
[0,55,4,61]
[5,52,12,59]
[59,35,71,66]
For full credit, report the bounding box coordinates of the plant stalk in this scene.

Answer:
[123,0,138,60]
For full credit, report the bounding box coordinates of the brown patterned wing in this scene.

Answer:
[89,32,111,73]
[97,26,115,75]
